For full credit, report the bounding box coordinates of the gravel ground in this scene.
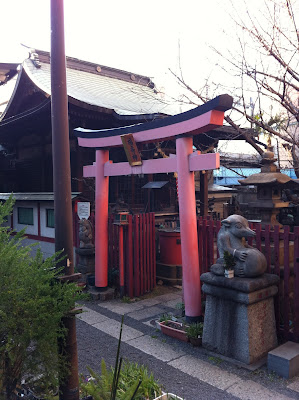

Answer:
[76,288,299,400]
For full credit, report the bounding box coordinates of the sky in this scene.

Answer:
[1,0,287,157]
[1,0,234,97]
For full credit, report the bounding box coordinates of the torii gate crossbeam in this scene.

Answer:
[75,94,233,322]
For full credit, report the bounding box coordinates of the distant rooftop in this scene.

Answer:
[0,49,177,120]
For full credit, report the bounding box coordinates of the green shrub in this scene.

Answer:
[185,322,204,339]
[0,195,82,399]
[81,360,162,400]
[80,316,162,400]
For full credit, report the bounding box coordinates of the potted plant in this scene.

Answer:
[186,322,203,347]
[159,320,189,342]
[223,250,235,278]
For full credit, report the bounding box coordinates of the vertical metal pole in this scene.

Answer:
[50,1,79,399]
[176,136,201,322]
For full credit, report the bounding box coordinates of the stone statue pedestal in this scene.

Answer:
[201,272,279,364]
[75,247,95,275]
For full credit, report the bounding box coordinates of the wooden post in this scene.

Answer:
[199,171,209,217]
[119,225,125,297]
[95,149,109,288]
[176,136,201,322]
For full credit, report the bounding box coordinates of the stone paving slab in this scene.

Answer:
[127,306,164,321]
[92,319,144,342]
[153,293,183,302]
[165,299,182,309]
[97,301,145,314]
[137,298,161,307]
[168,355,242,391]
[227,379,294,400]
[287,377,299,393]
[77,307,109,325]
[126,334,185,362]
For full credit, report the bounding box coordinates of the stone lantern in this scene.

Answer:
[238,148,297,226]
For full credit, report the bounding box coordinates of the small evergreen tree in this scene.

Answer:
[0,195,81,399]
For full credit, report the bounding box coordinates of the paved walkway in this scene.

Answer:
[76,287,299,400]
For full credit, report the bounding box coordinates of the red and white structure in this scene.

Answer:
[75,94,233,321]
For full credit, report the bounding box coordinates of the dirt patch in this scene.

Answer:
[132,284,182,301]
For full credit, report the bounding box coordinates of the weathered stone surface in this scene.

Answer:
[202,282,278,305]
[268,341,299,378]
[202,274,278,364]
[201,272,279,293]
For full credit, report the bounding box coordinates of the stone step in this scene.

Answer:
[268,341,299,378]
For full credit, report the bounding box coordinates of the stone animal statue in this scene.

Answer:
[210,214,267,278]
[79,218,94,249]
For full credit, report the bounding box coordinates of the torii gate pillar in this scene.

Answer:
[176,136,201,320]
[95,149,109,288]
[75,94,233,321]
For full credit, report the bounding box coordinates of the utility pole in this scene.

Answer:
[50,0,79,399]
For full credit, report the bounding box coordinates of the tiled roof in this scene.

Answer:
[22,52,176,117]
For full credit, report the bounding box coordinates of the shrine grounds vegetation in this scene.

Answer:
[0,196,81,399]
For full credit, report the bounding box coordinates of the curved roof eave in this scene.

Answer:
[0,65,24,122]
[22,58,177,118]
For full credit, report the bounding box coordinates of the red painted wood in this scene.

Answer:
[128,215,134,298]
[134,215,140,297]
[149,213,153,290]
[255,224,262,251]
[293,226,299,341]
[197,220,203,275]
[19,233,55,243]
[152,213,156,290]
[78,109,225,148]
[248,223,254,247]
[264,224,271,273]
[202,219,208,273]
[216,220,221,259]
[140,214,144,295]
[143,214,147,294]
[146,213,150,292]
[208,220,214,266]
[119,225,124,289]
[273,225,280,275]
[283,226,290,339]
[273,225,281,334]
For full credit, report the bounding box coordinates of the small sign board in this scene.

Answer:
[77,202,90,220]
[121,133,142,166]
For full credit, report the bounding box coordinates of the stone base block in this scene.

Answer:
[201,272,279,365]
[88,287,116,301]
[268,341,299,378]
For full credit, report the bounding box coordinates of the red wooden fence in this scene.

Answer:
[108,213,156,297]
[197,217,299,343]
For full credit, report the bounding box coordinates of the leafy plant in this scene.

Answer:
[121,296,131,303]
[158,313,172,323]
[185,322,203,339]
[223,250,235,271]
[0,195,82,399]
[80,316,162,400]
[175,302,185,317]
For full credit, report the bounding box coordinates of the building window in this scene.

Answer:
[46,209,55,228]
[18,207,34,225]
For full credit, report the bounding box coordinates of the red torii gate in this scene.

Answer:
[75,94,233,322]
